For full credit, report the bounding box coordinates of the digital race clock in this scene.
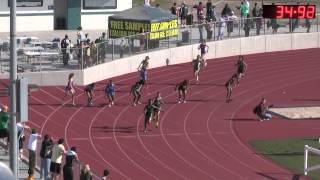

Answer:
[263,5,316,19]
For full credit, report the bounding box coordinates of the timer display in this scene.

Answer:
[263,5,316,19]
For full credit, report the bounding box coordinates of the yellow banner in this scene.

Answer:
[109,19,178,39]
[150,19,178,40]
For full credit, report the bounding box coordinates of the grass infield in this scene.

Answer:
[250,138,320,180]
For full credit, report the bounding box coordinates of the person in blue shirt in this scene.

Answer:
[105,80,115,107]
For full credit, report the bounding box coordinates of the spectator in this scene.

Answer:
[269,3,278,34]
[222,4,234,38]
[186,10,194,26]
[101,169,110,180]
[80,164,92,180]
[198,12,205,42]
[50,138,66,180]
[61,34,71,66]
[252,3,258,28]
[205,19,214,40]
[27,129,41,178]
[256,8,263,35]
[271,18,278,34]
[170,2,177,15]
[217,16,226,40]
[17,122,29,160]
[120,38,128,58]
[206,4,216,22]
[76,26,86,46]
[0,105,9,151]
[305,3,311,33]
[180,1,188,26]
[206,0,213,19]
[97,32,107,63]
[221,3,232,17]
[244,0,250,17]
[244,14,251,37]
[63,146,79,180]
[197,2,204,22]
[139,27,146,53]
[39,134,53,180]
[239,2,248,27]
[77,26,86,61]
[253,98,273,121]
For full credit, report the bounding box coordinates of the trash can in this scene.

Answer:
[182,31,190,43]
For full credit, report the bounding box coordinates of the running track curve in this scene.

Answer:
[20,48,320,179]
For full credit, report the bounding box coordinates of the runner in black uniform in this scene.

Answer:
[225,74,237,103]
[153,92,164,128]
[235,55,247,85]
[131,80,143,106]
[192,55,202,83]
[84,83,95,106]
[144,99,159,133]
[175,80,189,103]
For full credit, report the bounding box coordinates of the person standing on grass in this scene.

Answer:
[143,99,159,133]
[153,92,164,128]
[50,138,67,180]
[105,80,115,107]
[235,55,247,85]
[198,40,209,67]
[131,80,143,106]
[27,129,41,178]
[40,134,53,180]
[192,55,202,83]
[175,79,189,103]
[61,73,76,106]
[63,146,79,180]
[84,83,95,106]
[225,74,237,103]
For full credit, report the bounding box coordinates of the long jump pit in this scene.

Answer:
[269,106,320,119]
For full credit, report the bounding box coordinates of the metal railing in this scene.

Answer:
[0,15,319,73]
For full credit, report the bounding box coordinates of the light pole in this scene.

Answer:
[9,0,18,178]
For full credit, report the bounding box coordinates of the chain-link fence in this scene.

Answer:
[0,15,319,73]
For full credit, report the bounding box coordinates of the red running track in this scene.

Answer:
[6,48,320,179]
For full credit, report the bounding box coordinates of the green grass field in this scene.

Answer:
[251,138,320,180]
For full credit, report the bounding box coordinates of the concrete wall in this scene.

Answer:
[18,70,83,86]
[17,32,320,86]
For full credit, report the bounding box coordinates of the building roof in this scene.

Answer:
[109,5,177,22]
